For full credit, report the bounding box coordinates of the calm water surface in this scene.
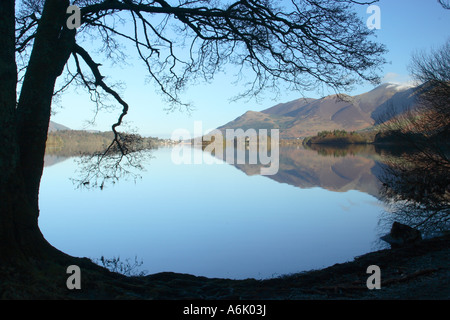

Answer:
[39,146,389,279]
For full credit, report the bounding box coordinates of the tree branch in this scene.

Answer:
[73,43,129,156]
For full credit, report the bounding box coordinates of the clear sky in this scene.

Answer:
[50,0,450,138]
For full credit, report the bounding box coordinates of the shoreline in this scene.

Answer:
[1,234,449,299]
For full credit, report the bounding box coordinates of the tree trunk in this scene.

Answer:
[16,0,75,216]
[1,0,75,264]
[0,0,49,263]
[0,0,22,262]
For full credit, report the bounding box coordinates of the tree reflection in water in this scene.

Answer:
[71,133,153,190]
[378,146,449,239]
[377,39,449,239]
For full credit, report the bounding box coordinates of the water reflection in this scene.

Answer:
[40,143,448,279]
[44,142,449,233]
[41,145,388,279]
[43,153,71,167]
[232,144,383,198]
[228,143,449,239]
[377,147,449,238]
[46,144,386,197]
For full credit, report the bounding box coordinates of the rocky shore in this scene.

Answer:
[1,233,449,300]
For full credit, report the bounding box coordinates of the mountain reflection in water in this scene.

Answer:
[232,144,384,198]
[40,144,407,279]
[45,144,386,198]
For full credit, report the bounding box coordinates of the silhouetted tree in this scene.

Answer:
[378,39,450,236]
[438,0,450,10]
[378,39,449,167]
[1,0,386,265]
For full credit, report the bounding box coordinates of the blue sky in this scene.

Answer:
[50,0,450,138]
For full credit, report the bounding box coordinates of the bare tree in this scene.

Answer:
[438,0,450,9]
[2,0,387,264]
[378,39,449,165]
[410,39,450,128]
[378,39,450,236]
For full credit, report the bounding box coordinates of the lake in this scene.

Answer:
[39,145,391,280]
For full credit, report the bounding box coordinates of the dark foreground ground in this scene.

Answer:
[1,234,449,300]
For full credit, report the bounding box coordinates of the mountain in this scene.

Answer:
[217,83,423,138]
[49,121,71,132]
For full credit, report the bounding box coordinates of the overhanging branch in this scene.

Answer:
[73,43,129,156]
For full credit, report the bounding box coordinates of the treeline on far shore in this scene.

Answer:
[301,129,435,147]
[46,130,164,157]
[302,129,372,145]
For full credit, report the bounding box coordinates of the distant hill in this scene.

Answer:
[217,83,424,138]
[49,121,71,132]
